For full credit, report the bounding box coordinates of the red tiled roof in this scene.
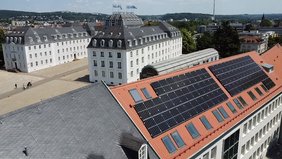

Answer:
[240,35,264,44]
[110,46,282,159]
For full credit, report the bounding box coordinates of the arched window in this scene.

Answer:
[18,37,22,44]
[100,39,105,47]
[109,40,113,47]
[117,40,122,48]
[92,39,97,47]
[127,40,132,47]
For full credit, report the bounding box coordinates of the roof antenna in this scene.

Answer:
[23,147,29,156]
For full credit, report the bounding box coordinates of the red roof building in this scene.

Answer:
[110,45,282,159]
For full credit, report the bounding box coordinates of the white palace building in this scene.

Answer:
[2,26,90,72]
[87,12,182,85]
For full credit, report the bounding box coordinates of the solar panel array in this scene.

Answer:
[134,69,228,138]
[209,56,275,96]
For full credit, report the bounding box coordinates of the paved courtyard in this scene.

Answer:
[0,58,90,116]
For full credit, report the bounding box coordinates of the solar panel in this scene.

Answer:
[209,56,275,96]
[134,69,228,138]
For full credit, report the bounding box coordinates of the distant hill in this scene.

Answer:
[0,10,107,21]
[0,10,281,22]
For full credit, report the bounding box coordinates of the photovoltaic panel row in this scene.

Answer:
[209,56,275,96]
[134,69,228,138]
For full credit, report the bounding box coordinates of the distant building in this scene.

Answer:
[140,48,219,79]
[230,22,245,32]
[240,35,268,54]
[11,20,27,27]
[197,25,207,33]
[206,23,220,32]
[2,26,90,72]
[88,12,182,85]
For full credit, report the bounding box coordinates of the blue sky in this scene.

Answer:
[1,0,282,15]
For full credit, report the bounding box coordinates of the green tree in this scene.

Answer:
[268,36,282,48]
[180,28,196,54]
[196,32,214,50]
[214,21,240,58]
[260,19,272,27]
[0,29,5,66]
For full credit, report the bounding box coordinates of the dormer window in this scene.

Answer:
[127,40,132,47]
[36,36,41,43]
[134,39,138,46]
[14,37,18,43]
[10,37,14,43]
[139,38,143,45]
[28,37,33,43]
[6,37,9,43]
[43,36,48,42]
[109,40,113,47]
[92,39,97,47]
[18,37,22,44]
[100,39,105,47]
[52,35,57,40]
[117,40,122,48]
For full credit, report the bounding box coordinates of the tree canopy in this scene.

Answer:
[180,28,196,54]
[196,32,214,50]
[214,21,240,58]
[268,36,282,48]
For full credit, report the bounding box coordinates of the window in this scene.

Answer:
[118,73,122,79]
[233,99,243,109]
[141,88,152,99]
[101,52,104,57]
[130,61,133,67]
[212,110,224,122]
[117,52,121,58]
[200,116,213,130]
[218,107,229,119]
[238,96,248,106]
[186,123,200,139]
[223,130,239,159]
[102,71,105,77]
[109,52,112,58]
[162,136,177,153]
[241,145,245,155]
[110,72,114,78]
[171,131,185,148]
[101,61,105,67]
[227,102,237,114]
[203,152,209,159]
[243,123,247,134]
[93,51,96,56]
[117,40,122,48]
[109,61,113,68]
[112,62,120,69]
[211,147,217,159]
[130,51,133,57]
[248,91,257,101]
[255,87,264,96]
[129,89,143,103]
[93,60,97,66]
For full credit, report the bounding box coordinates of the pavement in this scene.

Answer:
[0,58,90,116]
